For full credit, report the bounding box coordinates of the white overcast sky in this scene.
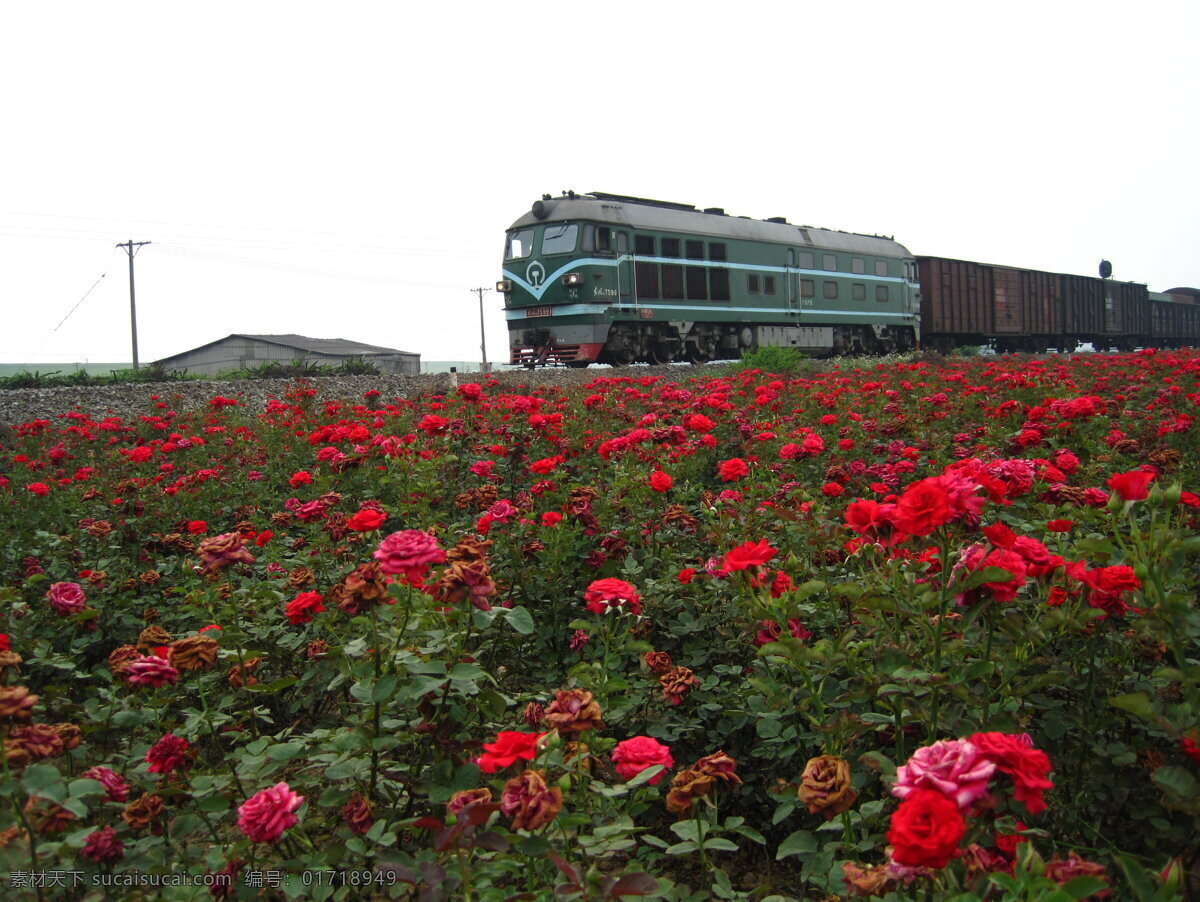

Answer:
[2,1,1197,366]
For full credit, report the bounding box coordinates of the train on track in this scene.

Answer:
[498,191,1199,366]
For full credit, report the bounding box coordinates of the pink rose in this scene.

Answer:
[237,782,304,844]
[45,581,87,616]
[373,530,446,579]
[611,736,674,785]
[893,739,996,811]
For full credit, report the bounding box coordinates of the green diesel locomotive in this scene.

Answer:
[500,192,921,367]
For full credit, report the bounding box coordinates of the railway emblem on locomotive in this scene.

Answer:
[525,261,546,288]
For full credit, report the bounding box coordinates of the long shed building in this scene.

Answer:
[152,334,420,377]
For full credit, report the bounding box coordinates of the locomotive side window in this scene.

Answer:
[686,240,704,259]
[616,232,629,254]
[824,281,839,299]
[596,226,612,253]
[852,257,866,274]
[801,279,815,298]
[686,266,707,300]
[710,269,731,300]
[662,264,684,299]
[823,254,838,272]
[799,252,814,269]
[852,283,867,301]
[748,274,761,294]
[506,229,535,260]
[661,238,681,258]
[876,261,889,277]
[764,276,777,295]
[787,249,795,267]
[876,285,890,302]
[636,261,660,298]
[709,243,727,261]
[635,235,655,255]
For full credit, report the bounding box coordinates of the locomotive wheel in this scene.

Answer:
[609,348,635,367]
[687,344,712,365]
[647,343,676,366]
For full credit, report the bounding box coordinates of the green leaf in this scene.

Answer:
[1061,876,1111,899]
[665,840,699,855]
[1108,692,1156,721]
[265,742,305,761]
[1152,765,1198,800]
[504,605,535,634]
[700,837,739,852]
[775,828,816,860]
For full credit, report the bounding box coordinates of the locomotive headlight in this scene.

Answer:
[496,280,513,293]
[561,272,583,287]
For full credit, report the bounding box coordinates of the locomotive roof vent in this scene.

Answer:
[766,216,788,223]
[703,207,725,215]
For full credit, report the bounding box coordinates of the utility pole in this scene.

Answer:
[116,240,151,370]
[470,286,491,373]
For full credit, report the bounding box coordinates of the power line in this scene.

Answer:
[25,249,119,360]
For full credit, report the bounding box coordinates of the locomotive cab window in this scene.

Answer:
[584,225,613,254]
[541,223,578,255]
[506,229,535,260]
[823,254,838,272]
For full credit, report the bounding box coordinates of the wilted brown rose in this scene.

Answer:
[798,755,858,820]
[542,689,603,736]
[8,724,65,760]
[340,792,374,836]
[307,639,330,660]
[228,657,261,689]
[659,666,701,705]
[665,751,742,815]
[170,636,219,672]
[122,793,164,832]
[447,787,493,818]
[522,702,545,726]
[0,686,37,723]
[1044,854,1110,897]
[4,742,33,770]
[334,561,389,616]
[85,520,114,538]
[288,567,315,588]
[52,723,83,751]
[500,770,562,830]
[643,651,673,674]
[0,651,22,670]
[137,625,173,653]
[0,825,27,848]
[842,861,893,897]
[24,796,75,835]
[107,645,141,678]
[432,558,496,611]
[139,570,161,586]
[197,532,255,573]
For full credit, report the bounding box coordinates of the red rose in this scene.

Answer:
[475,731,545,774]
[284,591,326,625]
[583,578,642,616]
[611,736,674,785]
[346,509,387,532]
[722,539,777,572]
[891,478,954,537]
[887,788,967,869]
[648,470,673,492]
[1106,470,1154,501]
[968,732,1054,815]
[718,457,749,481]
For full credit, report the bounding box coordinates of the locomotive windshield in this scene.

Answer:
[506,228,535,260]
[541,223,578,255]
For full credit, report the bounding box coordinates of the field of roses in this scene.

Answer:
[2,350,1199,901]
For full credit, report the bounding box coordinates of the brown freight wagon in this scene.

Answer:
[918,256,1065,353]
[920,255,1149,352]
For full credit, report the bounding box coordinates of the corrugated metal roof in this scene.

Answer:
[508,194,912,258]
[234,335,418,356]
[155,334,417,364]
